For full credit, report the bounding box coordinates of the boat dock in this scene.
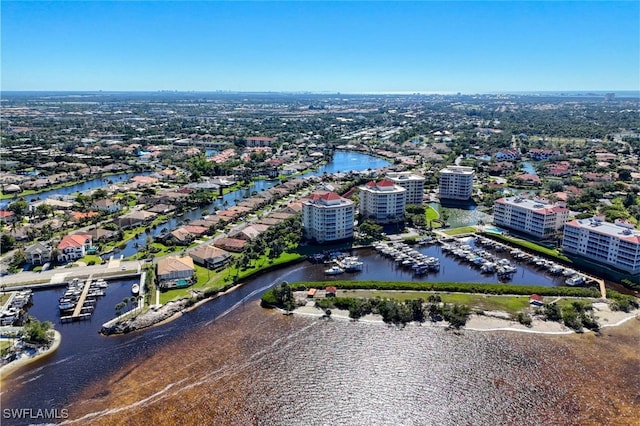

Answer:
[60,275,106,323]
[71,275,93,318]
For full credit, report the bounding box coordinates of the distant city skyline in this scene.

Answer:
[2,1,639,93]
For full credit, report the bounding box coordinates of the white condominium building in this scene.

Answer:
[562,217,640,274]
[493,196,569,239]
[359,179,406,224]
[386,172,426,205]
[302,192,355,243]
[439,166,474,200]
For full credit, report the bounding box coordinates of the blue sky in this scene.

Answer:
[2,1,639,93]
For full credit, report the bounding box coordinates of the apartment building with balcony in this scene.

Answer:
[359,179,407,224]
[302,192,355,243]
[493,196,568,239]
[562,217,640,274]
[439,166,474,201]
[386,172,425,205]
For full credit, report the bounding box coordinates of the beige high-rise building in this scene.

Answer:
[302,192,355,243]
[359,179,407,224]
[386,172,425,205]
[439,166,474,200]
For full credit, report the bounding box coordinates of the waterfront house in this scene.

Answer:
[85,228,119,242]
[117,210,157,229]
[156,256,195,288]
[169,228,195,245]
[25,242,52,265]
[57,233,92,263]
[188,244,232,269]
[213,237,247,253]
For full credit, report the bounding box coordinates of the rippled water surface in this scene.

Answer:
[53,304,640,426]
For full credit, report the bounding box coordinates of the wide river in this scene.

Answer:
[2,253,639,426]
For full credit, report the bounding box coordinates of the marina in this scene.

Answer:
[59,276,109,323]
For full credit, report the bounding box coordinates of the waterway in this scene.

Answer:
[2,258,638,425]
[303,150,391,177]
[2,172,152,207]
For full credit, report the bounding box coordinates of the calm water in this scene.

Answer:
[0,247,622,426]
[303,151,391,177]
[1,172,151,208]
[7,303,639,426]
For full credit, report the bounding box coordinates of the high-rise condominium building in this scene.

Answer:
[302,192,355,243]
[386,172,425,205]
[439,166,474,200]
[562,217,640,274]
[359,179,407,224]
[493,196,569,239]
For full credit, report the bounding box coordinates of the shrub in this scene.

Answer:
[514,312,533,327]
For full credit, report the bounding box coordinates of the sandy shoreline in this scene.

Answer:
[0,330,62,382]
[289,302,640,335]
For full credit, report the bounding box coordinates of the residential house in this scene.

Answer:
[513,173,542,186]
[188,244,232,269]
[85,228,119,242]
[230,224,270,241]
[57,233,93,262]
[213,237,247,252]
[0,210,16,223]
[156,256,195,289]
[118,210,157,229]
[25,242,52,265]
[92,199,121,213]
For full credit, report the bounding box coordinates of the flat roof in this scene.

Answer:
[567,218,640,242]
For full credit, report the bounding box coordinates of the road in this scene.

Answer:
[0,260,142,289]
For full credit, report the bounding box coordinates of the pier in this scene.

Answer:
[71,275,93,318]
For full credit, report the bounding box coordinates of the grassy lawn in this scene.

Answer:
[340,290,531,314]
[425,205,439,221]
[158,252,303,304]
[0,341,12,352]
[80,254,103,265]
[159,264,230,304]
[442,226,477,236]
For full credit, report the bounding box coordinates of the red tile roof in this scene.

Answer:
[58,234,91,249]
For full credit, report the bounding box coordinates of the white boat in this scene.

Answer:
[341,257,364,272]
[131,284,140,294]
[324,266,344,275]
[565,275,585,286]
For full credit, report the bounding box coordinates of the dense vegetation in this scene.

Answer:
[314,295,471,329]
[21,316,55,345]
[287,281,602,297]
